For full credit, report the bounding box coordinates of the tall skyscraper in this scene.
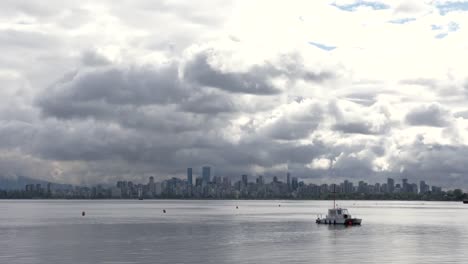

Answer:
[292,177,299,191]
[202,166,211,184]
[256,175,264,185]
[286,172,291,189]
[387,178,395,193]
[187,168,193,186]
[420,180,429,194]
[148,176,155,195]
[402,178,409,192]
[242,174,248,187]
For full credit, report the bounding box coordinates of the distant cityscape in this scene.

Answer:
[1,166,466,200]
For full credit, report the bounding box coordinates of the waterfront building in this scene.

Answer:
[291,177,298,191]
[187,168,193,186]
[387,178,395,193]
[242,174,248,187]
[202,166,211,184]
[402,178,409,192]
[420,181,429,193]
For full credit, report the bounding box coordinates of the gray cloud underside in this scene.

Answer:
[1,1,468,189]
[0,49,456,187]
[405,104,450,127]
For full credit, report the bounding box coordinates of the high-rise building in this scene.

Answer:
[187,168,193,186]
[292,177,299,191]
[287,172,291,189]
[402,178,409,192]
[222,177,231,188]
[195,177,203,187]
[148,176,155,195]
[202,166,211,184]
[387,178,395,193]
[213,176,222,185]
[256,175,264,185]
[432,186,442,193]
[420,181,429,193]
[374,183,381,193]
[358,181,367,193]
[241,174,248,187]
[343,180,354,193]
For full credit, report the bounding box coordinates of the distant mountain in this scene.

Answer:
[0,176,57,190]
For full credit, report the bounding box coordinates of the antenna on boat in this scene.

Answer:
[333,184,336,209]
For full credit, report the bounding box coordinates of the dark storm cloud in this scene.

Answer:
[81,50,111,67]
[27,118,212,163]
[184,52,335,95]
[179,92,239,114]
[333,121,379,135]
[405,104,450,127]
[454,110,468,119]
[390,135,468,188]
[37,63,186,119]
[279,53,336,83]
[332,154,374,177]
[116,106,229,133]
[264,119,320,140]
[184,53,282,95]
[0,29,58,49]
[329,101,392,135]
[0,121,36,150]
[261,104,324,140]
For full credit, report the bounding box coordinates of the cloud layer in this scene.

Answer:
[2,0,468,189]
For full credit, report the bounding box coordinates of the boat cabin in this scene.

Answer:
[327,208,350,219]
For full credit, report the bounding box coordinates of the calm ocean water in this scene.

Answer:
[1,200,467,264]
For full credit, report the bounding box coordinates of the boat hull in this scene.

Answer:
[316,218,362,225]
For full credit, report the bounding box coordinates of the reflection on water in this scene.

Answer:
[0,200,467,264]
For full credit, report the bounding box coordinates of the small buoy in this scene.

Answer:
[163,209,166,213]
[236,206,238,209]
[278,204,281,207]
[82,211,85,216]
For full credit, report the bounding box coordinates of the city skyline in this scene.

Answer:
[9,165,459,200]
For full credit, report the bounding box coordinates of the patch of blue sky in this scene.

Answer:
[435,33,448,39]
[308,42,336,51]
[437,1,468,15]
[388,18,416,24]
[332,1,390,11]
[448,21,460,32]
[432,22,459,31]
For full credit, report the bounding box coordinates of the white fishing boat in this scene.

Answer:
[315,185,362,225]
[316,208,362,225]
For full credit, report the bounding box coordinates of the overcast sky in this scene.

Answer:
[2,0,468,188]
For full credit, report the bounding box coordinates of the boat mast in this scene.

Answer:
[333,184,336,209]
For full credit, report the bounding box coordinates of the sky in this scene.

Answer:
[1,0,468,188]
